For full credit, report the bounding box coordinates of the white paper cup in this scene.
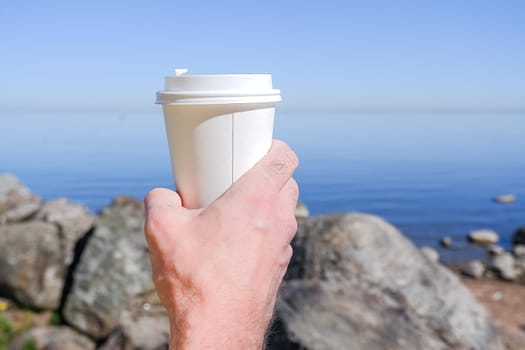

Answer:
[156,70,281,209]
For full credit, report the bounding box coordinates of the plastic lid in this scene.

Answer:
[156,69,281,105]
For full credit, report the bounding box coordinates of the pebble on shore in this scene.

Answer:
[440,236,452,248]
[493,194,517,204]
[461,260,485,279]
[468,229,499,245]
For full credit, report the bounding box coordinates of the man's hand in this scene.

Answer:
[144,140,299,349]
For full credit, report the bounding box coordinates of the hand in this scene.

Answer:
[144,140,299,349]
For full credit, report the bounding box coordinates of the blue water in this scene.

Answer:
[1,111,524,263]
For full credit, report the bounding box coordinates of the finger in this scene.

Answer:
[272,179,299,245]
[280,178,299,215]
[227,140,299,204]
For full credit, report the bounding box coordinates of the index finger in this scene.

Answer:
[229,140,299,201]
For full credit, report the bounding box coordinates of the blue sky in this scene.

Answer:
[1,0,524,112]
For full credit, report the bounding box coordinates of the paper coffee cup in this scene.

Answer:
[156,69,281,209]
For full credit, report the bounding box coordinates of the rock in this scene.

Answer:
[493,194,516,204]
[274,213,501,350]
[63,196,164,339]
[36,198,95,265]
[468,229,499,245]
[9,326,95,350]
[440,236,452,247]
[489,253,517,281]
[420,246,439,262]
[295,202,309,220]
[513,244,525,258]
[461,260,486,279]
[487,244,505,256]
[0,222,66,309]
[0,173,42,224]
[512,226,525,247]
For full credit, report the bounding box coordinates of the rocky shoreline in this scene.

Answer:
[1,173,524,350]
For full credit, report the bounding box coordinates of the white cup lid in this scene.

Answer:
[156,69,281,105]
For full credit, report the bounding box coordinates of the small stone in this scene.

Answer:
[489,253,516,281]
[490,291,503,302]
[487,244,505,256]
[468,229,499,245]
[493,194,516,204]
[420,246,439,262]
[513,245,525,258]
[295,202,309,220]
[143,303,151,311]
[440,236,452,248]
[461,260,485,279]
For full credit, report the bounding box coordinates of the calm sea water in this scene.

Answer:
[1,111,524,263]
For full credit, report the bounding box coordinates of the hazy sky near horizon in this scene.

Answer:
[1,0,524,112]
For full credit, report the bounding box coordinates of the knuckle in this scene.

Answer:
[283,215,298,240]
[144,210,164,241]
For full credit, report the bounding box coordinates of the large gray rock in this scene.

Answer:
[9,326,95,350]
[0,222,65,309]
[63,196,167,340]
[0,173,42,224]
[36,198,95,266]
[273,213,501,350]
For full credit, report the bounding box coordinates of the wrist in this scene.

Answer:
[168,298,268,349]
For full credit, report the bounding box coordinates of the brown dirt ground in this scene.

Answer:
[461,275,525,350]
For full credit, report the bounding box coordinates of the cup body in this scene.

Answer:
[162,103,275,208]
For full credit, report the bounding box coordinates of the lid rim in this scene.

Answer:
[156,95,282,105]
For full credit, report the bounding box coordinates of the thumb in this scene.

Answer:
[144,187,183,215]
[144,188,186,248]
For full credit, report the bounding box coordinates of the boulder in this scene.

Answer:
[461,260,486,279]
[489,253,517,281]
[493,194,516,204]
[63,196,166,339]
[0,222,66,309]
[512,226,525,247]
[36,198,95,265]
[0,173,42,224]
[9,326,95,350]
[468,229,499,245]
[272,213,501,350]
[420,246,439,262]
